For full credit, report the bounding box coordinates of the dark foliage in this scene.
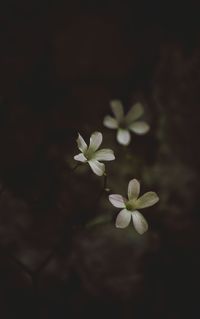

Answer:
[0,1,200,318]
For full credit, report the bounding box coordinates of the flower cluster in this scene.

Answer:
[74,100,159,234]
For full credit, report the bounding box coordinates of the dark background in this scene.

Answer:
[0,1,200,318]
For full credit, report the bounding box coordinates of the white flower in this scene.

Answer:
[74,131,115,176]
[103,100,150,146]
[109,179,159,234]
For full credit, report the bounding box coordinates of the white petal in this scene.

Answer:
[109,194,126,208]
[110,100,124,122]
[88,132,103,152]
[76,133,88,153]
[115,209,131,228]
[136,192,159,209]
[128,179,140,200]
[117,129,131,145]
[132,211,148,234]
[93,149,115,161]
[129,121,150,135]
[88,159,105,176]
[103,115,118,129]
[74,153,87,162]
[125,102,144,124]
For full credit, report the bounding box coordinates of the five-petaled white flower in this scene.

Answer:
[74,131,115,176]
[103,100,150,146]
[109,179,159,234]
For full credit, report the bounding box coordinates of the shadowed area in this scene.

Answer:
[0,1,200,318]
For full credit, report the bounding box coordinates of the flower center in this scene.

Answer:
[84,149,94,161]
[125,200,137,211]
[119,119,127,129]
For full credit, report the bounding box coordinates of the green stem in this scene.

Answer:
[6,253,33,278]
[71,162,81,172]
[103,172,110,193]
[103,173,107,191]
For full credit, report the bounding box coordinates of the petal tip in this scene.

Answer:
[117,129,131,146]
[115,224,123,229]
[108,194,114,203]
[77,132,81,139]
[132,178,140,184]
[93,131,102,136]
[110,151,115,160]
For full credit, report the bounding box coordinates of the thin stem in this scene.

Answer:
[103,173,107,191]
[84,173,112,230]
[91,172,109,207]
[71,163,80,172]
[34,250,56,275]
[102,172,111,193]
[5,252,33,278]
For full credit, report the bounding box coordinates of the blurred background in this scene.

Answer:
[0,1,200,318]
